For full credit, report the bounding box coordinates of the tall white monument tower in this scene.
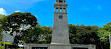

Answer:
[50,0,71,49]
[51,0,69,44]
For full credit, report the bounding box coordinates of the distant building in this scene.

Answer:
[2,24,31,43]
[2,31,15,43]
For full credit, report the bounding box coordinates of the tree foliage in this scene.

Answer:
[69,24,107,49]
[2,12,37,33]
[38,26,52,44]
[21,26,43,43]
[1,12,37,45]
[21,26,52,44]
[97,22,111,49]
[0,15,7,41]
[69,24,100,44]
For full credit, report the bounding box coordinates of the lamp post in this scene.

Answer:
[109,33,111,49]
[4,35,5,49]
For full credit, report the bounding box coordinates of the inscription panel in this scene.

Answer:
[32,47,48,49]
[72,47,88,49]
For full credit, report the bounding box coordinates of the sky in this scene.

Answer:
[0,0,111,27]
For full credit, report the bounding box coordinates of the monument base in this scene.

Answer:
[50,43,71,49]
[24,44,96,49]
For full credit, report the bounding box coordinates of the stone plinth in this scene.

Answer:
[50,43,71,49]
[24,44,96,49]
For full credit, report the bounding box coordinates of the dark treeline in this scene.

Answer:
[69,24,110,49]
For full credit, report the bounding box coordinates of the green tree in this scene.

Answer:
[97,22,111,49]
[69,24,101,49]
[21,26,43,43]
[97,29,110,49]
[38,26,52,44]
[0,15,7,41]
[103,22,111,31]
[21,26,52,44]
[1,12,37,46]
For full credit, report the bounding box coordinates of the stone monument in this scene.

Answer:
[50,0,71,49]
[25,0,96,49]
[51,0,69,44]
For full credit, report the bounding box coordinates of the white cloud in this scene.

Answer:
[15,10,20,12]
[0,8,7,15]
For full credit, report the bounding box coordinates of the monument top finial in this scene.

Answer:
[56,0,66,3]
